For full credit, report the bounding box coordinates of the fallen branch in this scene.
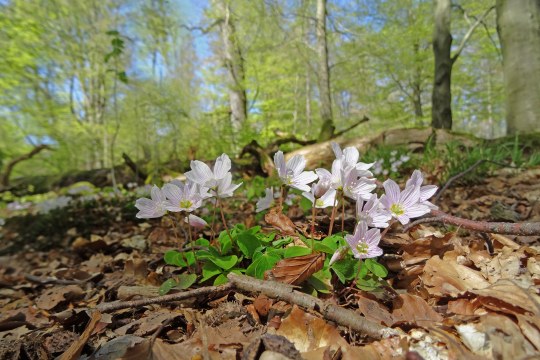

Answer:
[227,273,396,339]
[434,159,516,203]
[404,209,540,236]
[95,283,234,313]
[1,144,51,187]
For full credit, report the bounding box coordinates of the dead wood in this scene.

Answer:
[227,273,396,339]
[94,283,234,313]
[405,209,540,236]
[1,144,51,188]
[122,152,147,182]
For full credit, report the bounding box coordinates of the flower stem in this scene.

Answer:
[210,197,218,243]
[218,199,233,250]
[310,207,316,253]
[341,195,345,233]
[327,191,339,236]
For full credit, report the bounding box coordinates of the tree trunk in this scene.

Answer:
[496,0,540,135]
[219,0,247,141]
[431,0,453,130]
[316,0,334,141]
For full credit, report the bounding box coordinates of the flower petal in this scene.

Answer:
[383,179,401,204]
[213,154,231,179]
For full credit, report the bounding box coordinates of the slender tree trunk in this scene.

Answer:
[431,0,453,129]
[412,42,424,123]
[316,0,334,141]
[218,0,247,142]
[496,0,540,135]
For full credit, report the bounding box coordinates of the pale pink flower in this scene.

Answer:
[185,153,231,189]
[163,181,202,212]
[356,194,392,228]
[135,185,167,218]
[380,179,430,225]
[346,221,383,259]
[274,151,317,192]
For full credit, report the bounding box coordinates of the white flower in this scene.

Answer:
[346,221,383,259]
[163,181,202,212]
[274,151,318,192]
[256,188,275,212]
[302,188,337,209]
[329,246,349,266]
[356,194,392,228]
[213,173,242,198]
[135,185,167,218]
[406,170,438,209]
[331,142,374,174]
[185,153,231,189]
[380,179,430,225]
[342,167,377,200]
[185,214,208,229]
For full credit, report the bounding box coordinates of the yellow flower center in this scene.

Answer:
[315,199,325,207]
[180,200,193,209]
[390,203,405,216]
[356,241,369,254]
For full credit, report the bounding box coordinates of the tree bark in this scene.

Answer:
[315,0,335,141]
[218,0,247,141]
[431,0,453,130]
[496,0,540,135]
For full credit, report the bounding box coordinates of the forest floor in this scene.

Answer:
[1,165,539,360]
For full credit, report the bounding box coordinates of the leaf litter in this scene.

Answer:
[0,167,539,359]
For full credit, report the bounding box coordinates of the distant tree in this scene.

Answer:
[496,0,540,135]
[316,0,335,141]
[431,0,494,129]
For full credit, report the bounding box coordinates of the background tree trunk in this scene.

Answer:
[431,0,453,130]
[218,0,247,141]
[316,0,335,141]
[496,0,540,135]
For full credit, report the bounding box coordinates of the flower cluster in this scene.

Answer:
[135,153,242,227]
[255,143,437,264]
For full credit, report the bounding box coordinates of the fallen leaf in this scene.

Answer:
[35,285,84,310]
[356,295,394,326]
[266,253,325,285]
[391,294,443,327]
[264,209,297,236]
[421,256,490,297]
[276,305,348,353]
[59,311,101,360]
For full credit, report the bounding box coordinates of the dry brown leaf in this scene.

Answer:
[276,305,348,353]
[34,285,84,310]
[391,294,443,327]
[447,298,486,316]
[468,279,540,316]
[266,253,325,285]
[341,336,408,360]
[421,256,490,297]
[356,295,394,326]
[264,208,297,236]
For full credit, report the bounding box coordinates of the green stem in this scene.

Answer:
[311,206,316,253]
[218,199,233,251]
[327,191,339,236]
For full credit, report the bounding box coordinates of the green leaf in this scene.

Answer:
[246,252,281,279]
[236,231,262,258]
[218,230,233,254]
[307,270,331,294]
[213,273,229,285]
[164,250,186,268]
[299,196,312,212]
[272,237,292,247]
[174,273,197,290]
[312,242,334,254]
[207,255,238,270]
[284,246,312,258]
[321,235,344,251]
[158,278,177,296]
[195,238,210,247]
[331,258,358,283]
[365,258,388,278]
[200,262,222,283]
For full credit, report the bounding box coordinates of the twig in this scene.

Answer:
[24,273,101,286]
[227,273,396,339]
[404,209,540,236]
[59,311,101,360]
[95,283,234,313]
[434,159,515,203]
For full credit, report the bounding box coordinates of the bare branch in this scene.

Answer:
[451,6,495,64]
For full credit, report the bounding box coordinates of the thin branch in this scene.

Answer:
[332,116,370,138]
[180,19,223,34]
[451,6,495,64]
[227,273,396,339]
[1,145,51,187]
[434,159,515,203]
[95,283,234,313]
[405,209,540,236]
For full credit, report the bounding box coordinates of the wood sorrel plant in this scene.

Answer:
[135,144,438,293]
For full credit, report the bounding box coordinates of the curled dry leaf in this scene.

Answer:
[276,305,348,354]
[264,208,297,236]
[391,294,443,327]
[421,256,490,297]
[265,253,325,286]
